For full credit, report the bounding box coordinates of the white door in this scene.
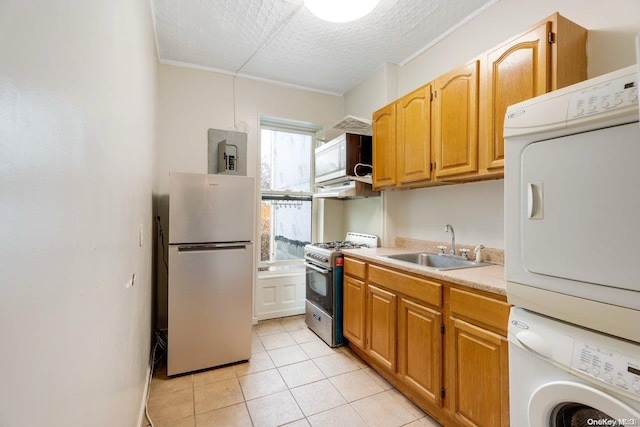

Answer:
[519,122,640,306]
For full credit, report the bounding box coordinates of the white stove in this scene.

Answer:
[304,232,378,347]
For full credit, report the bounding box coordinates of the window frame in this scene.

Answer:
[258,118,320,269]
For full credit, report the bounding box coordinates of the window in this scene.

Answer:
[260,119,318,266]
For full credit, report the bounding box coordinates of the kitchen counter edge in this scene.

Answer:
[342,247,507,296]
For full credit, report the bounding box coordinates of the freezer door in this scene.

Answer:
[168,242,253,376]
[169,172,255,244]
[520,122,640,294]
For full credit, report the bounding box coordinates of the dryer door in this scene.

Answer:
[516,122,640,311]
[528,381,640,427]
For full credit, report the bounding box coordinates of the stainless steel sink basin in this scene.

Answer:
[381,252,490,271]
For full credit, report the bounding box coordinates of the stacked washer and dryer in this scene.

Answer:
[504,59,640,426]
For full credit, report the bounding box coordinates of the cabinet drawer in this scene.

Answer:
[449,288,510,336]
[369,265,442,308]
[344,257,367,280]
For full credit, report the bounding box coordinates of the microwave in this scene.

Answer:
[314,133,372,184]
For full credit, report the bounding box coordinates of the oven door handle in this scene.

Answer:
[306,263,331,275]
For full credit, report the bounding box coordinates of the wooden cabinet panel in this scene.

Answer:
[368,265,441,308]
[398,297,443,407]
[433,60,479,179]
[449,318,509,427]
[366,284,397,371]
[483,22,551,171]
[344,257,367,281]
[449,288,510,335]
[397,84,432,185]
[343,275,367,349]
[372,104,397,189]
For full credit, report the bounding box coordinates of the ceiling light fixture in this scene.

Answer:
[304,0,381,23]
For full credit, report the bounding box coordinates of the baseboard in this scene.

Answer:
[256,307,305,321]
[136,363,152,427]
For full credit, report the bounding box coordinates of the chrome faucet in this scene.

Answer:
[444,224,455,256]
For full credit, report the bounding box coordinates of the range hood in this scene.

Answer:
[313,177,379,199]
[318,115,372,142]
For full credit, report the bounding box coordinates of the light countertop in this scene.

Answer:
[342,247,507,296]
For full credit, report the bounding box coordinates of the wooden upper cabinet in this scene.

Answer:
[479,13,587,175]
[372,103,397,189]
[483,22,551,171]
[396,84,432,185]
[433,60,479,179]
[372,13,586,188]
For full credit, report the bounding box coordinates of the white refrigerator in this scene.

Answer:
[168,172,255,376]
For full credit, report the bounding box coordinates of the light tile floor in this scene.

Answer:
[145,315,442,427]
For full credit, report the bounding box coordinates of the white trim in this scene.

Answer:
[398,0,501,67]
[157,59,343,96]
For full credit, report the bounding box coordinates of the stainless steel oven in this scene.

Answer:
[305,260,334,315]
[304,233,378,347]
[304,248,344,347]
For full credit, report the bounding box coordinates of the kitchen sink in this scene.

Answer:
[381,252,490,271]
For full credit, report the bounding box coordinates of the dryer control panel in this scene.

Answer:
[572,340,640,397]
[568,74,638,119]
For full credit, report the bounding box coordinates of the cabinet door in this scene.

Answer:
[396,84,432,185]
[449,317,509,427]
[484,22,551,171]
[372,103,397,189]
[343,275,367,349]
[433,60,479,179]
[398,297,442,407]
[366,284,397,372]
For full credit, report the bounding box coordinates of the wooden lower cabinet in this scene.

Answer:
[342,256,510,427]
[343,275,366,349]
[449,318,509,427]
[398,297,443,407]
[366,284,397,371]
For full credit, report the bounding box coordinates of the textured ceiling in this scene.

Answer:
[151,0,498,95]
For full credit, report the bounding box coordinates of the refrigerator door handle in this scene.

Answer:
[177,242,253,252]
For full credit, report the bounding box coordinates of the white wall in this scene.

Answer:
[155,65,344,326]
[344,62,399,119]
[344,0,640,249]
[0,1,157,426]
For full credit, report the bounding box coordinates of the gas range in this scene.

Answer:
[304,232,378,268]
[304,232,378,347]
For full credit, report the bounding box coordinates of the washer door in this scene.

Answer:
[529,381,640,426]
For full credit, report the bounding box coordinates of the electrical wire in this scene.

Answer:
[156,216,168,274]
[144,329,168,427]
[353,162,373,177]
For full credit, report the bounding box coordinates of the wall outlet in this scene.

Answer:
[125,273,136,289]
